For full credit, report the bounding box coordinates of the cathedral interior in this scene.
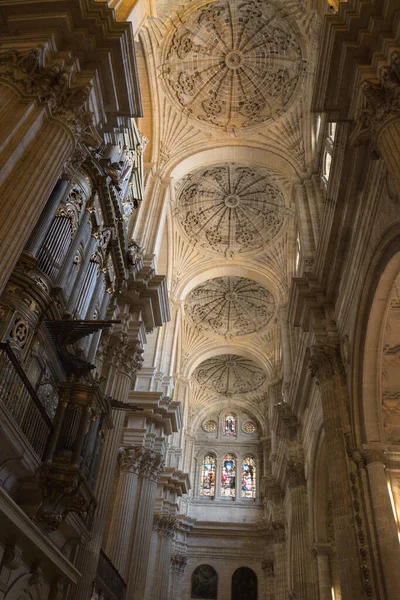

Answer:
[0,0,400,599]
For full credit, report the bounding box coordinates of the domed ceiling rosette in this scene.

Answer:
[185,276,275,336]
[175,163,285,254]
[160,0,303,131]
[192,354,266,395]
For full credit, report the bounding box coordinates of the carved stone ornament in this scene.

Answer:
[1,544,23,570]
[308,344,344,384]
[262,558,275,577]
[192,354,266,395]
[171,552,188,574]
[185,276,275,336]
[0,47,101,147]
[285,457,306,488]
[352,53,400,150]
[161,0,303,131]
[118,445,143,473]
[140,451,165,482]
[176,163,285,255]
[153,513,177,538]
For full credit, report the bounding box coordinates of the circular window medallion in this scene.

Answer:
[203,420,217,433]
[161,0,302,131]
[243,421,256,434]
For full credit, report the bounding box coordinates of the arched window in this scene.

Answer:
[232,567,257,600]
[200,454,216,497]
[191,564,218,599]
[241,457,256,498]
[224,412,236,436]
[221,454,236,498]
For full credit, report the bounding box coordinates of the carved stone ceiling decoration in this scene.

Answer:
[185,276,275,336]
[192,354,266,395]
[175,163,285,255]
[160,0,303,131]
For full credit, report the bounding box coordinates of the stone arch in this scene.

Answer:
[353,228,400,444]
[231,566,257,600]
[191,564,218,599]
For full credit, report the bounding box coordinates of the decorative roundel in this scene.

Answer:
[203,420,217,432]
[242,421,257,434]
[192,354,266,395]
[176,163,285,255]
[185,276,275,336]
[161,0,302,131]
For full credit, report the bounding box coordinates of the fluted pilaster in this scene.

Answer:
[309,345,367,598]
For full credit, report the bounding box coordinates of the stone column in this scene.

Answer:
[126,452,165,600]
[150,514,176,600]
[169,553,187,600]
[309,345,366,599]
[286,459,310,600]
[364,450,400,600]
[262,558,275,600]
[356,56,400,199]
[268,522,286,600]
[279,308,292,396]
[312,545,332,600]
[105,445,143,578]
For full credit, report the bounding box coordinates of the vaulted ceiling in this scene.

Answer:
[131,0,320,427]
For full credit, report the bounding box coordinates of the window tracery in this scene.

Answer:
[200,454,216,497]
[221,454,236,498]
[241,457,256,498]
[224,413,237,437]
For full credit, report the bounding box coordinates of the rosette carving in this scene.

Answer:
[176,164,285,255]
[192,354,266,395]
[161,0,302,130]
[185,276,275,336]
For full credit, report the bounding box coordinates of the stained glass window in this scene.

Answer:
[241,457,256,498]
[224,413,236,436]
[243,421,256,434]
[200,454,216,497]
[221,454,236,497]
[203,420,217,433]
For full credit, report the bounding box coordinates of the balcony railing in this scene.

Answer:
[0,343,53,458]
[96,549,126,600]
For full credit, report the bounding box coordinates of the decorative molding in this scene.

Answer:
[117,445,143,474]
[185,276,275,336]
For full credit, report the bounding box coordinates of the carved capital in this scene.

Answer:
[266,521,286,543]
[352,53,400,151]
[262,558,275,577]
[171,552,187,574]
[286,458,306,489]
[153,513,177,538]
[0,47,101,148]
[363,449,387,466]
[118,445,143,474]
[309,345,344,384]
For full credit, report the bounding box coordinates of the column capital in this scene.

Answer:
[117,445,143,474]
[170,552,187,574]
[286,457,306,489]
[309,344,344,384]
[362,449,387,467]
[352,53,400,150]
[261,558,275,577]
[153,513,177,538]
